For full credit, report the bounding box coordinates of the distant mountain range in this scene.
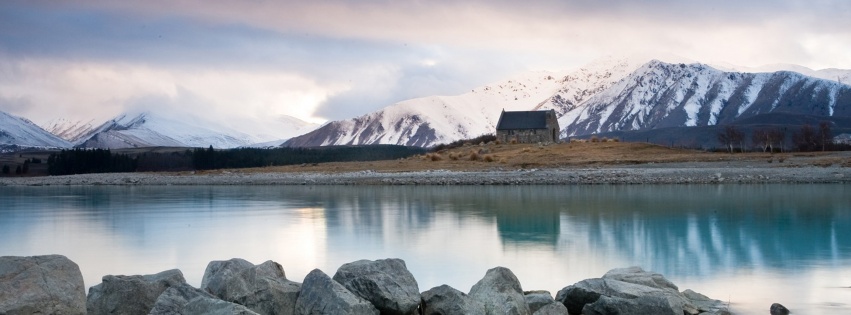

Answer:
[284,56,851,147]
[2,56,850,150]
[0,111,72,149]
[1,110,318,149]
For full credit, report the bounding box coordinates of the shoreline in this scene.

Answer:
[1,163,848,186]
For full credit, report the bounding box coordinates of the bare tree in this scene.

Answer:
[768,128,786,153]
[817,121,833,151]
[717,125,744,153]
[752,128,771,152]
[794,124,817,151]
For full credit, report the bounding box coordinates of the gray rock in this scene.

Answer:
[556,267,704,315]
[294,269,378,315]
[332,258,420,315]
[87,269,186,315]
[554,283,601,314]
[602,267,678,291]
[0,255,86,315]
[150,282,260,315]
[682,289,730,314]
[770,303,790,315]
[201,258,301,315]
[421,284,486,315]
[523,291,555,314]
[531,303,568,315]
[469,266,530,315]
[582,295,680,315]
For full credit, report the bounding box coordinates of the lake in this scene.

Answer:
[1,184,849,314]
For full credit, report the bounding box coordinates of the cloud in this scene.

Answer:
[1,0,850,132]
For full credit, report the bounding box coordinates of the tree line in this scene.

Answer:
[716,121,844,153]
[43,145,426,175]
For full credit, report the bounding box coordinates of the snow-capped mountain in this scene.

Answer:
[285,56,851,148]
[77,111,255,149]
[41,118,96,142]
[533,55,689,116]
[562,61,851,136]
[283,70,570,147]
[0,111,71,148]
[711,62,851,85]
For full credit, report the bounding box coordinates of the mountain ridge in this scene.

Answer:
[0,111,71,149]
[284,57,851,148]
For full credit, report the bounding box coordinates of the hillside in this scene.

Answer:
[0,111,71,149]
[285,57,851,148]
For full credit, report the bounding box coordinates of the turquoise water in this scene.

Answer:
[1,185,849,314]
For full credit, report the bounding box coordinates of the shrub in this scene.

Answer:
[510,138,518,144]
[612,138,620,142]
[469,150,479,161]
[430,134,497,152]
[483,155,494,162]
[448,153,458,160]
[590,135,599,143]
[521,147,531,153]
[429,153,443,161]
[601,137,609,142]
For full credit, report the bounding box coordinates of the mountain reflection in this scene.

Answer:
[280,185,851,277]
[1,184,849,282]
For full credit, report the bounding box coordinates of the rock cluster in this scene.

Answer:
[1,255,740,315]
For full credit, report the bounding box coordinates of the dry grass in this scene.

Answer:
[226,142,851,175]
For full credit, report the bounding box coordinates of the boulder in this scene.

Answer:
[555,267,716,315]
[201,258,301,315]
[294,269,378,315]
[421,284,486,315]
[150,282,260,315]
[682,289,730,315]
[554,283,601,314]
[86,269,186,315]
[603,267,678,291]
[0,255,86,315]
[469,266,530,315]
[582,295,680,315]
[531,302,568,315]
[332,258,420,315]
[523,291,555,314]
[770,303,790,315]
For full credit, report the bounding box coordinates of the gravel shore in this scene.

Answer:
[1,163,848,186]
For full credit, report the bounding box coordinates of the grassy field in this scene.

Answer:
[3,142,849,177]
[237,141,851,174]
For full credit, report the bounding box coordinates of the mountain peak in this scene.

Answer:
[1,111,71,148]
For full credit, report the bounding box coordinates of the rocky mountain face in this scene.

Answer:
[41,118,96,143]
[0,110,71,148]
[285,57,851,148]
[283,70,569,147]
[562,60,851,136]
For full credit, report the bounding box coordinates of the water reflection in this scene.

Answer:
[1,185,849,314]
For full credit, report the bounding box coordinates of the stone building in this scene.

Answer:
[495,109,560,144]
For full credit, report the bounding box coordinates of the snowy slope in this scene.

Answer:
[712,63,851,85]
[77,111,255,149]
[561,60,851,136]
[286,56,851,147]
[534,55,687,116]
[41,118,96,142]
[0,111,72,148]
[283,70,569,147]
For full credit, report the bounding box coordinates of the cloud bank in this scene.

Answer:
[1,0,849,132]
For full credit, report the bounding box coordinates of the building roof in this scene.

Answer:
[495,110,553,130]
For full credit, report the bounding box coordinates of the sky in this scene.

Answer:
[1,0,850,134]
